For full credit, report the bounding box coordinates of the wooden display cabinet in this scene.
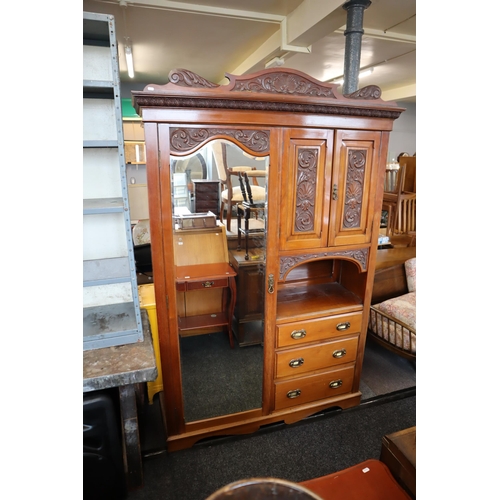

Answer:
[192,179,220,215]
[132,68,404,450]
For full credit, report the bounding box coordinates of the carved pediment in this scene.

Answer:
[226,70,339,99]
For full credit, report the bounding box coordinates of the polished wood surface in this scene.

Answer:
[276,311,363,348]
[380,427,416,499]
[133,68,404,449]
[275,336,359,378]
[300,459,412,500]
[174,228,236,346]
[372,247,415,304]
[376,246,416,270]
[274,364,355,410]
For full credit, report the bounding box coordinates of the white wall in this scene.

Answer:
[387,101,416,161]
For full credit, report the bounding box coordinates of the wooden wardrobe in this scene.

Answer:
[132,68,404,451]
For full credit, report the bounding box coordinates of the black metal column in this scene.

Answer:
[342,0,371,94]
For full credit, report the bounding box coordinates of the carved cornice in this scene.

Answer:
[229,71,337,98]
[134,68,403,119]
[279,248,368,279]
[133,95,402,119]
[170,128,270,154]
[343,150,366,229]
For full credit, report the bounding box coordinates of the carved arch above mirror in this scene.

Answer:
[169,127,271,157]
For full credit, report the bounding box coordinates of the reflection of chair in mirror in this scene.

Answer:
[236,172,266,260]
[212,141,266,232]
[382,156,416,236]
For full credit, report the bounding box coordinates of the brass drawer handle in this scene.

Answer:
[202,281,215,288]
[336,322,351,331]
[289,358,304,368]
[332,349,347,359]
[290,329,306,340]
[329,379,343,389]
[287,389,302,399]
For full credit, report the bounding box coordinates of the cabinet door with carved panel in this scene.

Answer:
[279,128,334,251]
[328,130,381,247]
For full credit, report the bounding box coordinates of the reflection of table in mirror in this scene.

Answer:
[175,262,237,348]
[173,225,237,348]
[229,248,265,346]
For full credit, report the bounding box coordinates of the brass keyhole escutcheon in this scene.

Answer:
[202,281,215,288]
[268,273,274,294]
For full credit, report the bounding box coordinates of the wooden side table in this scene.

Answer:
[380,426,416,499]
[175,262,237,348]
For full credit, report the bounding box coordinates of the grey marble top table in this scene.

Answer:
[83,309,157,392]
[83,309,159,491]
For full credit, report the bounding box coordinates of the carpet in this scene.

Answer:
[129,394,416,500]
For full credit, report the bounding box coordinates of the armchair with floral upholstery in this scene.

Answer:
[368,257,416,360]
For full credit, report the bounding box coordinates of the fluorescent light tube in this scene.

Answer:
[125,45,134,78]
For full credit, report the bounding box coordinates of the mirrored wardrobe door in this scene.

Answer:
[169,138,269,423]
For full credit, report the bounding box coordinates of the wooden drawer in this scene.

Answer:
[276,311,362,348]
[275,336,359,379]
[176,277,229,292]
[274,365,355,411]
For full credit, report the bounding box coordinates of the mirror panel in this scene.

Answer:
[170,138,268,423]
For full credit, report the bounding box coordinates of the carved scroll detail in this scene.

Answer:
[232,72,337,98]
[343,150,366,228]
[345,85,382,100]
[170,128,270,154]
[168,69,219,88]
[294,149,318,232]
[279,249,368,279]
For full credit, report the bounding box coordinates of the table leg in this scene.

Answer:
[118,384,143,491]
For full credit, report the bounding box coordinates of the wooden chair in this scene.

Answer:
[382,156,416,236]
[212,141,266,231]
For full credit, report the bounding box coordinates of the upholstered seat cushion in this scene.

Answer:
[221,185,266,202]
[376,292,416,331]
[370,292,416,353]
